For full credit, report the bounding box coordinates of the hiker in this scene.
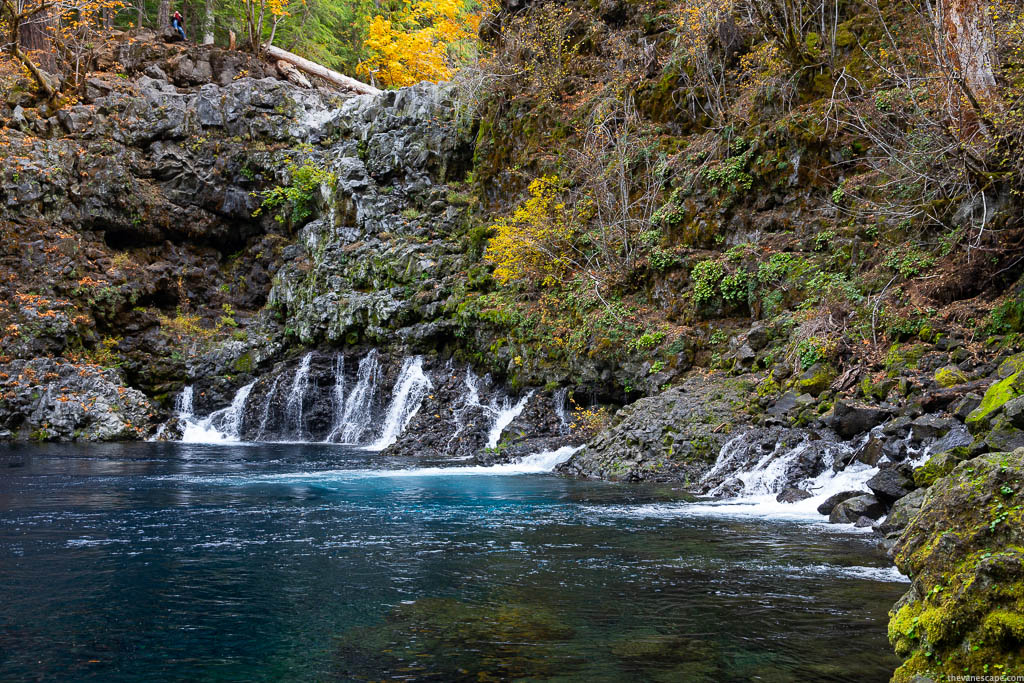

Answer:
[172,11,186,41]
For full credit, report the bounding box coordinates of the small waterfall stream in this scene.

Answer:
[367,356,432,451]
[284,353,313,440]
[486,392,533,449]
[180,382,254,443]
[333,349,382,444]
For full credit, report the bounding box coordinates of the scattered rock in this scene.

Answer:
[817,491,864,515]
[867,468,915,503]
[828,494,885,524]
[909,414,953,442]
[830,400,892,439]
[776,487,813,503]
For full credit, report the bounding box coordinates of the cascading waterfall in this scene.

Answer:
[366,356,432,450]
[553,388,571,436]
[699,431,882,518]
[255,375,282,442]
[486,392,533,449]
[330,353,345,434]
[180,382,255,443]
[334,349,382,444]
[284,352,313,440]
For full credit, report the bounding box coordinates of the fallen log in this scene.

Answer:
[263,44,381,96]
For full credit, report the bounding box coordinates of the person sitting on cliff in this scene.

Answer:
[171,11,186,41]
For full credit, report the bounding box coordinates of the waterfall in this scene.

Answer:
[334,349,382,444]
[180,382,255,443]
[255,375,282,442]
[699,431,880,517]
[331,353,345,433]
[486,392,533,449]
[284,352,313,440]
[366,356,432,450]
[553,388,571,435]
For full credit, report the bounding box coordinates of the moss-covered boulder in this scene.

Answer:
[912,448,968,488]
[966,371,1024,434]
[794,362,835,397]
[888,450,1024,682]
[934,365,968,388]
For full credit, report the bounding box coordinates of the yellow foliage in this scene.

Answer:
[358,0,483,87]
[484,175,577,287]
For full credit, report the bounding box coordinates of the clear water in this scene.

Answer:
[0,443,905,682]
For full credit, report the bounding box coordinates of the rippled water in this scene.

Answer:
[0,442,905,681]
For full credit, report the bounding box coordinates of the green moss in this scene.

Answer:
[889,453,1024,680]
[913,448,968,487]
[966,371,1024,433]
[232,352,254,374]
[794,364,834,396]
[934,365,968,388]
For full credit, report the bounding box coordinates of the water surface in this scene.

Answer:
[0,442,904,681]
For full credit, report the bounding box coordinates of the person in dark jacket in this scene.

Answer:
[172,11,186,41]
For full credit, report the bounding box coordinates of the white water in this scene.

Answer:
[553,387,571,435]
[255,375,282,441]
[366,356,432,450]
[692,430,885,523]
[245,446,582,483]
[486,392,533,449]
[180,382,255,443]
[284,352,313,440]
[327,354,345,441]
[335,350,382,444]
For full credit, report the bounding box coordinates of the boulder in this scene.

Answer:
[912,450,965,488]
[933,365,968,388]
[888,451,1024,679]
[794,363,835,397]
[828,494,885,524]
[830,400,892,439]
[851,433,885,467]
[816,490,863,515]
[776,487,813,503]
[952,393,981,421]
[873,487,927,538]
[909,414,953,442]
[866,468,915,503]
[747,322,769,351]
[1002,395,1024,429]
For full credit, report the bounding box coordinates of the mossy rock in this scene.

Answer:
[966,370,1024,434]
[912,447,967,488]
[231,351,254,373]
[999,352,1024,379]
[794,363,835,397]
[934,365,968,388]
[889,450,1024,681]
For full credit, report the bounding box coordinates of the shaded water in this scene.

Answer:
[0,443,904,681]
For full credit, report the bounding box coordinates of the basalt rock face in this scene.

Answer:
[556,375,749,483]
[888,450,1024,682]
[0,359,154,441]
[0,35,480,441]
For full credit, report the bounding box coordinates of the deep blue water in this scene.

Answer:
[0,442,905,681]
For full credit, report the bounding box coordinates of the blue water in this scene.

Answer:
[0,442,905,681]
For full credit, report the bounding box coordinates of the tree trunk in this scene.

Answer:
[934,0,997,99]
[203,0,214,44]
[264,44,382,95]
[19,7,54,71]
[158,0,170,29]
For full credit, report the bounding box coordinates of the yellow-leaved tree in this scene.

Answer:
[358,0,482,87]
[484,176,578,287]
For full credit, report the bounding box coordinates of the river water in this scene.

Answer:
[0,442,905,681]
